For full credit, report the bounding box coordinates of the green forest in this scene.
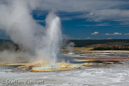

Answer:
[70,39,129,47]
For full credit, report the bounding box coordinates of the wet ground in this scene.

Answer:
[1,51,129,86]
[1,64,129,86]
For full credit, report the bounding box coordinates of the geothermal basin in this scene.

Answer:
[1,51,129,86]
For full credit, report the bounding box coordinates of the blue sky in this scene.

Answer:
[1,0,129,40]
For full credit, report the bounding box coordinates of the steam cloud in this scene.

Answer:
[0,0,62,63]
[66,42,75,55]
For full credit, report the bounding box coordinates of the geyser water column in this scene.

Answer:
[0,0,63,65]
[36,11,63,64]
[45,12,62,63]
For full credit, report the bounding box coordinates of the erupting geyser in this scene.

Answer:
[41,11,62,63]
[0,0,62,64]
[0,0,80,72]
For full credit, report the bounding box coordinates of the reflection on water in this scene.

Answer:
[64,53,129,64]
[67,53,129,57]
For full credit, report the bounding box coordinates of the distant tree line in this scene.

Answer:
[93,46,129,50]
[0,39,20,51]
[70,39,129,47]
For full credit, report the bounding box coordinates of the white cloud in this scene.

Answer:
[124,33,129,35]
[25,0,129,22]
[120,22,129,25]
[105,33,111,35]
[37,0,127,12]
[1,0,127,23]
[77,23,111,26]
[86,37,91,39]
[114,32,122,35]
[95,23,110,26]
[91,32,99,35]
[105,32,122,35]
[88,9,129,22]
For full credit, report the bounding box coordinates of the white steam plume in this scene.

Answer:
[0,0,62,63]
[66,42,75,55]
[36,11,63,63]
[0,0,40,53]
